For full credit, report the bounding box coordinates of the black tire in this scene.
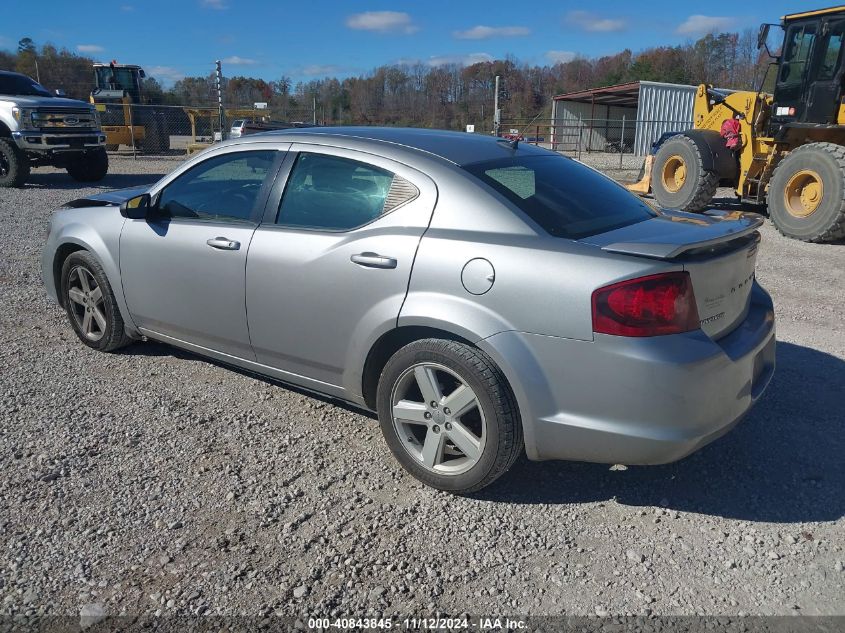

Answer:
[60,251,131,352]
[767,142,845,242]
[376,339,522,494]
[0,138,30,188]
[651,134,719,212]
[66,149,109,182]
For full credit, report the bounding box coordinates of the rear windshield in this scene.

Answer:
[463,154,655,239]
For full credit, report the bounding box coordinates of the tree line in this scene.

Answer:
[2,31,770,130]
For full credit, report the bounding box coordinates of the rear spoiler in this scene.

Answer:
[601,211,764,259]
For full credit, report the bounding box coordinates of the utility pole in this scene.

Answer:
[493,75,501,137]
[215,60,225,140]
[34,57,40,83]
[312,95,317,125]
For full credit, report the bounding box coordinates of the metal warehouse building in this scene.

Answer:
[551,81,699,156]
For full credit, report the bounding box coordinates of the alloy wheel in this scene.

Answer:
[67,266,107,342]
[390,362,487,475]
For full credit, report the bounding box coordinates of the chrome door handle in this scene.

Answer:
[206,237,240,250]
[350,252,398,269]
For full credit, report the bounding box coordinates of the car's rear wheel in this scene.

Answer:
[376,339,522,494]
[61,251,131,352]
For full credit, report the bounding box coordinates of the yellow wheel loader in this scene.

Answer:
[90,63,147,151]
[628,6,845,242]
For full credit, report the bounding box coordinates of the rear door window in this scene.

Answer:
[463,155,655,239]
[276,152,418,230]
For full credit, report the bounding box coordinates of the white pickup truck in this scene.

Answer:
[0,70,108,187]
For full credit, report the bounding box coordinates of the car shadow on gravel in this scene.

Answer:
[24,172,165,190]
[475,342,845,523]
[119,339,375,414]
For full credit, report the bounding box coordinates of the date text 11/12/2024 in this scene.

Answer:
[306,616,527,629]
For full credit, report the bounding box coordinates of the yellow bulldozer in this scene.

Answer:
[628,6,845,242]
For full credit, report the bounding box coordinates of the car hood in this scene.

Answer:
[0,95,94,109]
[64,185,151,208]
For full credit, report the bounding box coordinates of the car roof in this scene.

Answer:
[254,126,552,166]
[0,70,28,78]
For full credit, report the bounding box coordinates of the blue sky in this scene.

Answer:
[3,0,809,85]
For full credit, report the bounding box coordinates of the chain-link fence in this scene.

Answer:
[498,117,695,178]
[96,103,300,155]
[102,107,683,180]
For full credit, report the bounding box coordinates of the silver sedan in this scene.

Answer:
[42,128,776,493]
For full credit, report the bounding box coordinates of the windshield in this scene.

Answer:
[463,154,655,239]
[0,74,53,97]
[94,67,138,92]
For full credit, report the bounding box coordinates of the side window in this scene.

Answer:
[157,150,276,222]
[818,23,845,81]
[780,24,816,87]
[276,153,419,231]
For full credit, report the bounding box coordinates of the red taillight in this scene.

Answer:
[591,272,700,337]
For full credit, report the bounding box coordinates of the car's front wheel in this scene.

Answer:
[60,251,131,352]
[377,339,522,493]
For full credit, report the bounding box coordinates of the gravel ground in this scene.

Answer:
[0,156,843,622]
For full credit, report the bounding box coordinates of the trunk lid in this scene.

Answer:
[583,209,763,339]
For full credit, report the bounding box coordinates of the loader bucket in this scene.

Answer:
[625,154,654,195]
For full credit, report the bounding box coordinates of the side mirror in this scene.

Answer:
[55,88,66,97]
[757,24,770,50]
[120,193,151,219]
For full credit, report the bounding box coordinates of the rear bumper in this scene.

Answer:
[13,131,106,152]
[479,282,776,465]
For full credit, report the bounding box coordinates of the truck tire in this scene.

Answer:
[66,149,109,183]
[0,139,30,188]
[767,142,845,242]
[651,135,719,212]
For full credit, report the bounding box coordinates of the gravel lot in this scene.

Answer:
[0,156,843,622]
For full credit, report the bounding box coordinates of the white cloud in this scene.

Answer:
[427,52,493,67]
[76,44,104,53]
[221,55,257,65]
[567,10,627,33]
[346,11,418,34]
[146,65,185,85]
[453,25,530,40]
[676,15,734,36]
[545,50,577,64]
[301,64,343,76]
[199,0,227,9]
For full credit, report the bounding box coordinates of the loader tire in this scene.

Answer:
[767,142,845,242]
[651,135,719,212]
